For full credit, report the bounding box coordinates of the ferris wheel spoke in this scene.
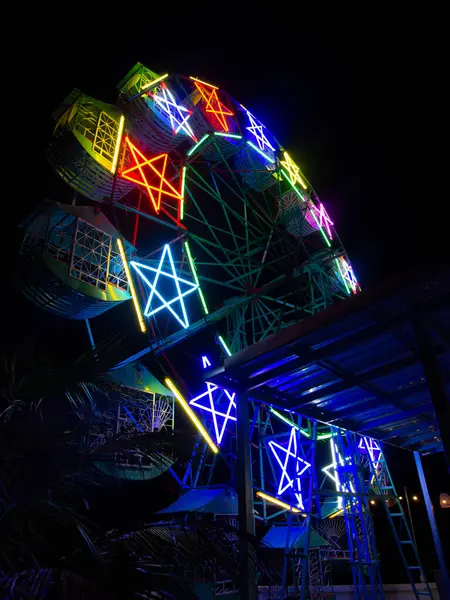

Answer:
[211,170,274,234]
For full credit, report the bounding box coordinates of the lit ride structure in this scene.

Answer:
[17,62,433,600]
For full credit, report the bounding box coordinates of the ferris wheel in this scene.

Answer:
[41,62,359,355]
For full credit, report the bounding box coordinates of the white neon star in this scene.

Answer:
[190,383,236,445]
[130,244,197,329]
[150,83,197,141]
[359,436,382,463]
[337,257,359,294]
[268,427,311,509]
[322,439,355,508]
[245,109,275,152]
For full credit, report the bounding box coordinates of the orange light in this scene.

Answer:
[412,495,419,501]
[121,137,182,214]
[443,500,447,504]
[193,80,233,132]
[370,500,376,505]
[256,491,301,513]
[399,496,403,500]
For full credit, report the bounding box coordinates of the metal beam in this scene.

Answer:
[414,452,450,598]
[292,354,418,406]
[336,382,429,420]
[226,290,450,385]
[358,404,432,432]
[414,319,450,472]
[236,392,257,600]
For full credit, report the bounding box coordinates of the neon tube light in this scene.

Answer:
[150,83,196,140]
[140,73,169,91]
[335,258,350,295]
[165,377,219,454]
[269,408,309,437]
[184,241,209,315]
[218,335,232,356]
[116,239,146,334]
[309,204,331,248]
[121,137,182,214]
[190,382,236,444]
[246,140,275,164]
[214,132,243,139]
[192,80,234,132]
[187,134,210,157]
[268,427,311,510]
[280,169,304,200]
[280,152,307,190]
[111,115,125,174]
[189,76,219,89]
[244,109,275,152]
[256,491,301,514]
[180,166,187,220]
[130,245,197,329]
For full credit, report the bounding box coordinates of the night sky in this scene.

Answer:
[6,24,448,578]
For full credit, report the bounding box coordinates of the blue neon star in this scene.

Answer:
[268,427,311,509]
[150,83,197,141]
[359,436,382,463]
[243,108,275,153]
[130,244,197,329]
[190,383,236,445]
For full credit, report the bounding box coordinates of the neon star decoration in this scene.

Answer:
[322,439,355,509]
[121,137,182,214]
[280,152,308,190]
[243,107,275,153]
[149,83,197,141]
[268,427,311,510]
[192,79,234,132]
[359,436,382,463]
[309,202,334,239]
[130,244,197,329]
[189,354,236,445]
[336,256,360,294]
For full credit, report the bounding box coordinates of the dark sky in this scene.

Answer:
[13,25,445,288]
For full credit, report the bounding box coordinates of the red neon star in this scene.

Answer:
[193,80,234,132]
[121,137,182,214]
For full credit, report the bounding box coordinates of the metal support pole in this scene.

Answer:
[236,392,257,600]
[414,319,450,472]
[414,451,450,598]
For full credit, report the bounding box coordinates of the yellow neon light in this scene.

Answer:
[329,508,344,519]
[189,76,219,90]
[116,239,146,333]
[280,152,307,190]
[164,378,219,454]
[141,73,169,91]
[111,115,125,174]
[256,491,301,513]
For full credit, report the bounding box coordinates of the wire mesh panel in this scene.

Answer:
[70,219,112,291]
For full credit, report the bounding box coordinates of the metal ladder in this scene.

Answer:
[362,437,433,599]
[332,428,385,600]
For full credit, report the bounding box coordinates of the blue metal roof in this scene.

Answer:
[208,266,450,455]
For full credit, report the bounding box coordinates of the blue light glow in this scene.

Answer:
[242,107,275,152]
[190,381,236,445]
[268,427,311,510]
[130,244,198,329]
[150,83,197,140]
